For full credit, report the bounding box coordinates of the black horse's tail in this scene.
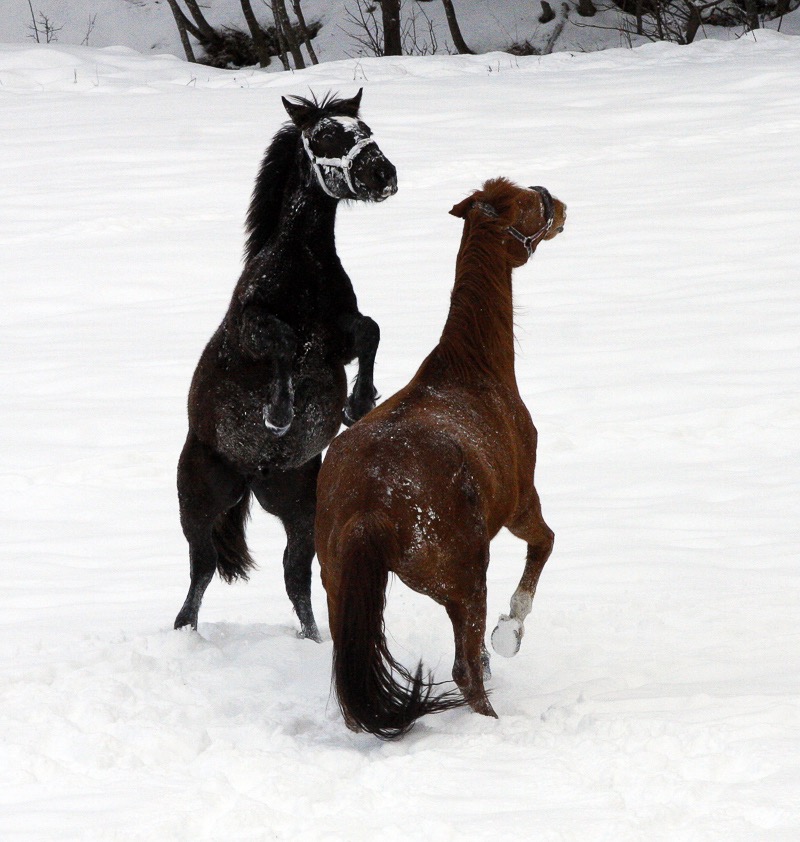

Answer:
[212,492,256,583]
[330,512,467,740]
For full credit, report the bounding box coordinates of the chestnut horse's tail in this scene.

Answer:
[212,492,256,584]
[330,512,467,740]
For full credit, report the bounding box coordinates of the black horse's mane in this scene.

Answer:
[243,92,362,265]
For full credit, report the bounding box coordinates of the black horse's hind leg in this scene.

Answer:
[175,434,249,630]
[252,454,322,642]
[341,314,380,426]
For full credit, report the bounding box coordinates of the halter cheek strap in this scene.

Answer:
[474,186,556,257]
[302,132,378,198]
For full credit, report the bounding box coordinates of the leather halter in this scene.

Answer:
[474,186,555,257]
[301,119,378,199]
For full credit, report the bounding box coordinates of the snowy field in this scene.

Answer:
[2,32,800,841]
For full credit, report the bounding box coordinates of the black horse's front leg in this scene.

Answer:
[340,313,380,426]
[239,308,297,436]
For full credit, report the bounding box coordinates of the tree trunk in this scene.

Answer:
[165,0,197,61]
[441,0,474,54]
[292,0,319,64]
[273,0,306,68]
[240,0,270,67]
[683,1,702,42]
[744,0,760,29]
[382,0,403,56]
[539,1,556,23]
[270,2,291,71]
[184,0,221,45]
[577,0,597,16]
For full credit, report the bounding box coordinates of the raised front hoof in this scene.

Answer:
[263,404,294,437]
[297,622,321,643]
[342,392,377,427]
[491,615,524,658]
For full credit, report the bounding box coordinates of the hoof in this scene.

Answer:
[264,417,292,437]
[491,615,523,658]
[469,694,498,718]
[263,403,293,436]
[343,393,376,427]
[297,622,321,643]
[174,611,197,631]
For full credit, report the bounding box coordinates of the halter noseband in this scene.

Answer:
[302,121,378,199]
[474,186,555,257]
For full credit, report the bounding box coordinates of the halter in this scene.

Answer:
[302,118,378,199]
[474,186,555,257]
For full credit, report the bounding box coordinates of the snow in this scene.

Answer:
[2,25,800,842]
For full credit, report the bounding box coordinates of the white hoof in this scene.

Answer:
[491,615,523,658]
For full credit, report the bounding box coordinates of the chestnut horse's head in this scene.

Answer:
[450,178,566,266]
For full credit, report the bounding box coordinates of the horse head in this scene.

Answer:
[282,89,398,203]
[450,178,567,266]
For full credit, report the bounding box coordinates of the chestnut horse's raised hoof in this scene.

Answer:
[316,178,566,738]
[174,90,397,639]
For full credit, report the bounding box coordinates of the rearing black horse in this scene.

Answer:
[174,90,397,640]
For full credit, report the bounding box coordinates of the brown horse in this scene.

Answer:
[315,178,567,738]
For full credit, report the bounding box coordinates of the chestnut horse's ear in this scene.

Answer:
[338,87,363,117]
[449,194,475,219]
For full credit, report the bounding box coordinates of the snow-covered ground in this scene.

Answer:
[2,29,800,842]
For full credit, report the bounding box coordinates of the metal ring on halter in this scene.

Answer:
[473,186,555,257]
[302,132,378,198]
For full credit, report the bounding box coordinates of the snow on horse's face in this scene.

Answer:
[283,89,397,204]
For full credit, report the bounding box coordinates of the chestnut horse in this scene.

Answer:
[316,178,567,738]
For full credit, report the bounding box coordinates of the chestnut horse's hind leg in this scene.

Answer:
[443,547,497,718]
[492,490,554,658]
[175,435,249,630]
[251,455,322,642]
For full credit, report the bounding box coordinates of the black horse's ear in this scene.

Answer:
[449,194,475,218]
[338,88,363,117]
[282,95,312,128]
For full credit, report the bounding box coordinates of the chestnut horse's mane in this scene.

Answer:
[438,178,522,382]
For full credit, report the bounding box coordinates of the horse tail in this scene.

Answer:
[330,512,467,739]
[212,492,256,583]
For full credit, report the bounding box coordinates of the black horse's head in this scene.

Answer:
[282,89,398,203]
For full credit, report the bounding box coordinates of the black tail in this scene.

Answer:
[212,492,256,583]
[330,512,467,740]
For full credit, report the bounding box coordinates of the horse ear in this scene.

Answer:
[339,88,363,117]
[449,194,475,219]
[282,95,311,128]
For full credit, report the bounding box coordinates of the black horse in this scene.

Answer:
[174,90,397,640]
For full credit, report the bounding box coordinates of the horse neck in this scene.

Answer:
[276,169,339,254]
[436,218,517,386]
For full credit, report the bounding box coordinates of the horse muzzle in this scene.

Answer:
[353,152,398,202]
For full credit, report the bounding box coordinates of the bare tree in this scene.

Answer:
[165,0,197,61]
[382,0,403,55]
[272,0,306,68]
[27,2,63,43]
[293,0,319,64]
[441,0,473,54]
[241,0,270,66]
